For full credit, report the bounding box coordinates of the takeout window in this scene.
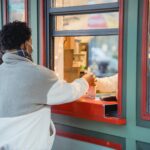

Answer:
[50,0,125,124]
[52,36,126,125]
[54,36,118,99]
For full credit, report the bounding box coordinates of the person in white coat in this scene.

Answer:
[0,21,95,150]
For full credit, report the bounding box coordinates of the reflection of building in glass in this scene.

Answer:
[8,0,25,22]
[56,13,118,31]
[53,0,117,8]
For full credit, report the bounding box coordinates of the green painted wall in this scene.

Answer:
[0,0,150,149]
[28,0,39,63]
[52,135,113,150]
[51,0,150,149]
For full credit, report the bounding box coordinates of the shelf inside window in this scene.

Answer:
[52,96,126,125]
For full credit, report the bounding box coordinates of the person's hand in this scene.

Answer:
[82,73,96,86]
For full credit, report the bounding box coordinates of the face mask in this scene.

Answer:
[9,49,33,61]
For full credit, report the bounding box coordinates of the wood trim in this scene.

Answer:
[39,0,46,66]
[4,0,28,24]
[141,0,150,120]
[56,130,122,150]
[118,0,124,116]
[24,0,28,22]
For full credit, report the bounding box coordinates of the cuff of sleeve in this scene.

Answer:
[80,78,89,89]
[73,78,89,93]
[80,78,89,92]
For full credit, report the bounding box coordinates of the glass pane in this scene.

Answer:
[8,0,26,22]
[52,0,118,8]
[56,13,119,31]
[147,1,150,112]
[54,36,118,83]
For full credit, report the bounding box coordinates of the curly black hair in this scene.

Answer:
[0,21,31,51]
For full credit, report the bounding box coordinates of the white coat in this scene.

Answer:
[0,53,89,150]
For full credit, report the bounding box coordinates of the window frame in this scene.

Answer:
[141,0,150,120]
[3,0,28,24]
[48,0,125,122]
[51,0,119,8]
[39,0,47,65]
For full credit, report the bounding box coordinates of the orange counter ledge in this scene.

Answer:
[52,97,126,125]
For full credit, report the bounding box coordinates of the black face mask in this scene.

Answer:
[17,50,33,61]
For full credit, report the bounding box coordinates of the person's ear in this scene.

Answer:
[24,40,33,54]
[20,43,26,50]
[24,41,29,50]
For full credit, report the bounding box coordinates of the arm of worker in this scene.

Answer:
[96,74,118,93]
[47,77,89,105]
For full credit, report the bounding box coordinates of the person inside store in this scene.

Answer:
[0,21,96,150]
[96,74,118,96]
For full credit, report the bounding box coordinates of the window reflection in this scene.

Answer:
[52,0,118,8]
[88,36,118,77]
[54,36,118,82]
[56,13,119,31]
[8,0,26,22]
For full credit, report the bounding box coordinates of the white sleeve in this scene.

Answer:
[96,74,118,93]
[47,78,89,105]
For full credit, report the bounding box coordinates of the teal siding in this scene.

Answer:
[51,0,150,149]
[0,0,150,149]
[52,136,113,150]
[29,0,38,63]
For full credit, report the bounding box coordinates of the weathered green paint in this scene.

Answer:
[122,0,128,118]
[28,0,39,63]
[136,141,150,150]
[136,0,150,128]
[54,123,126,149]
[52,135,114,150]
